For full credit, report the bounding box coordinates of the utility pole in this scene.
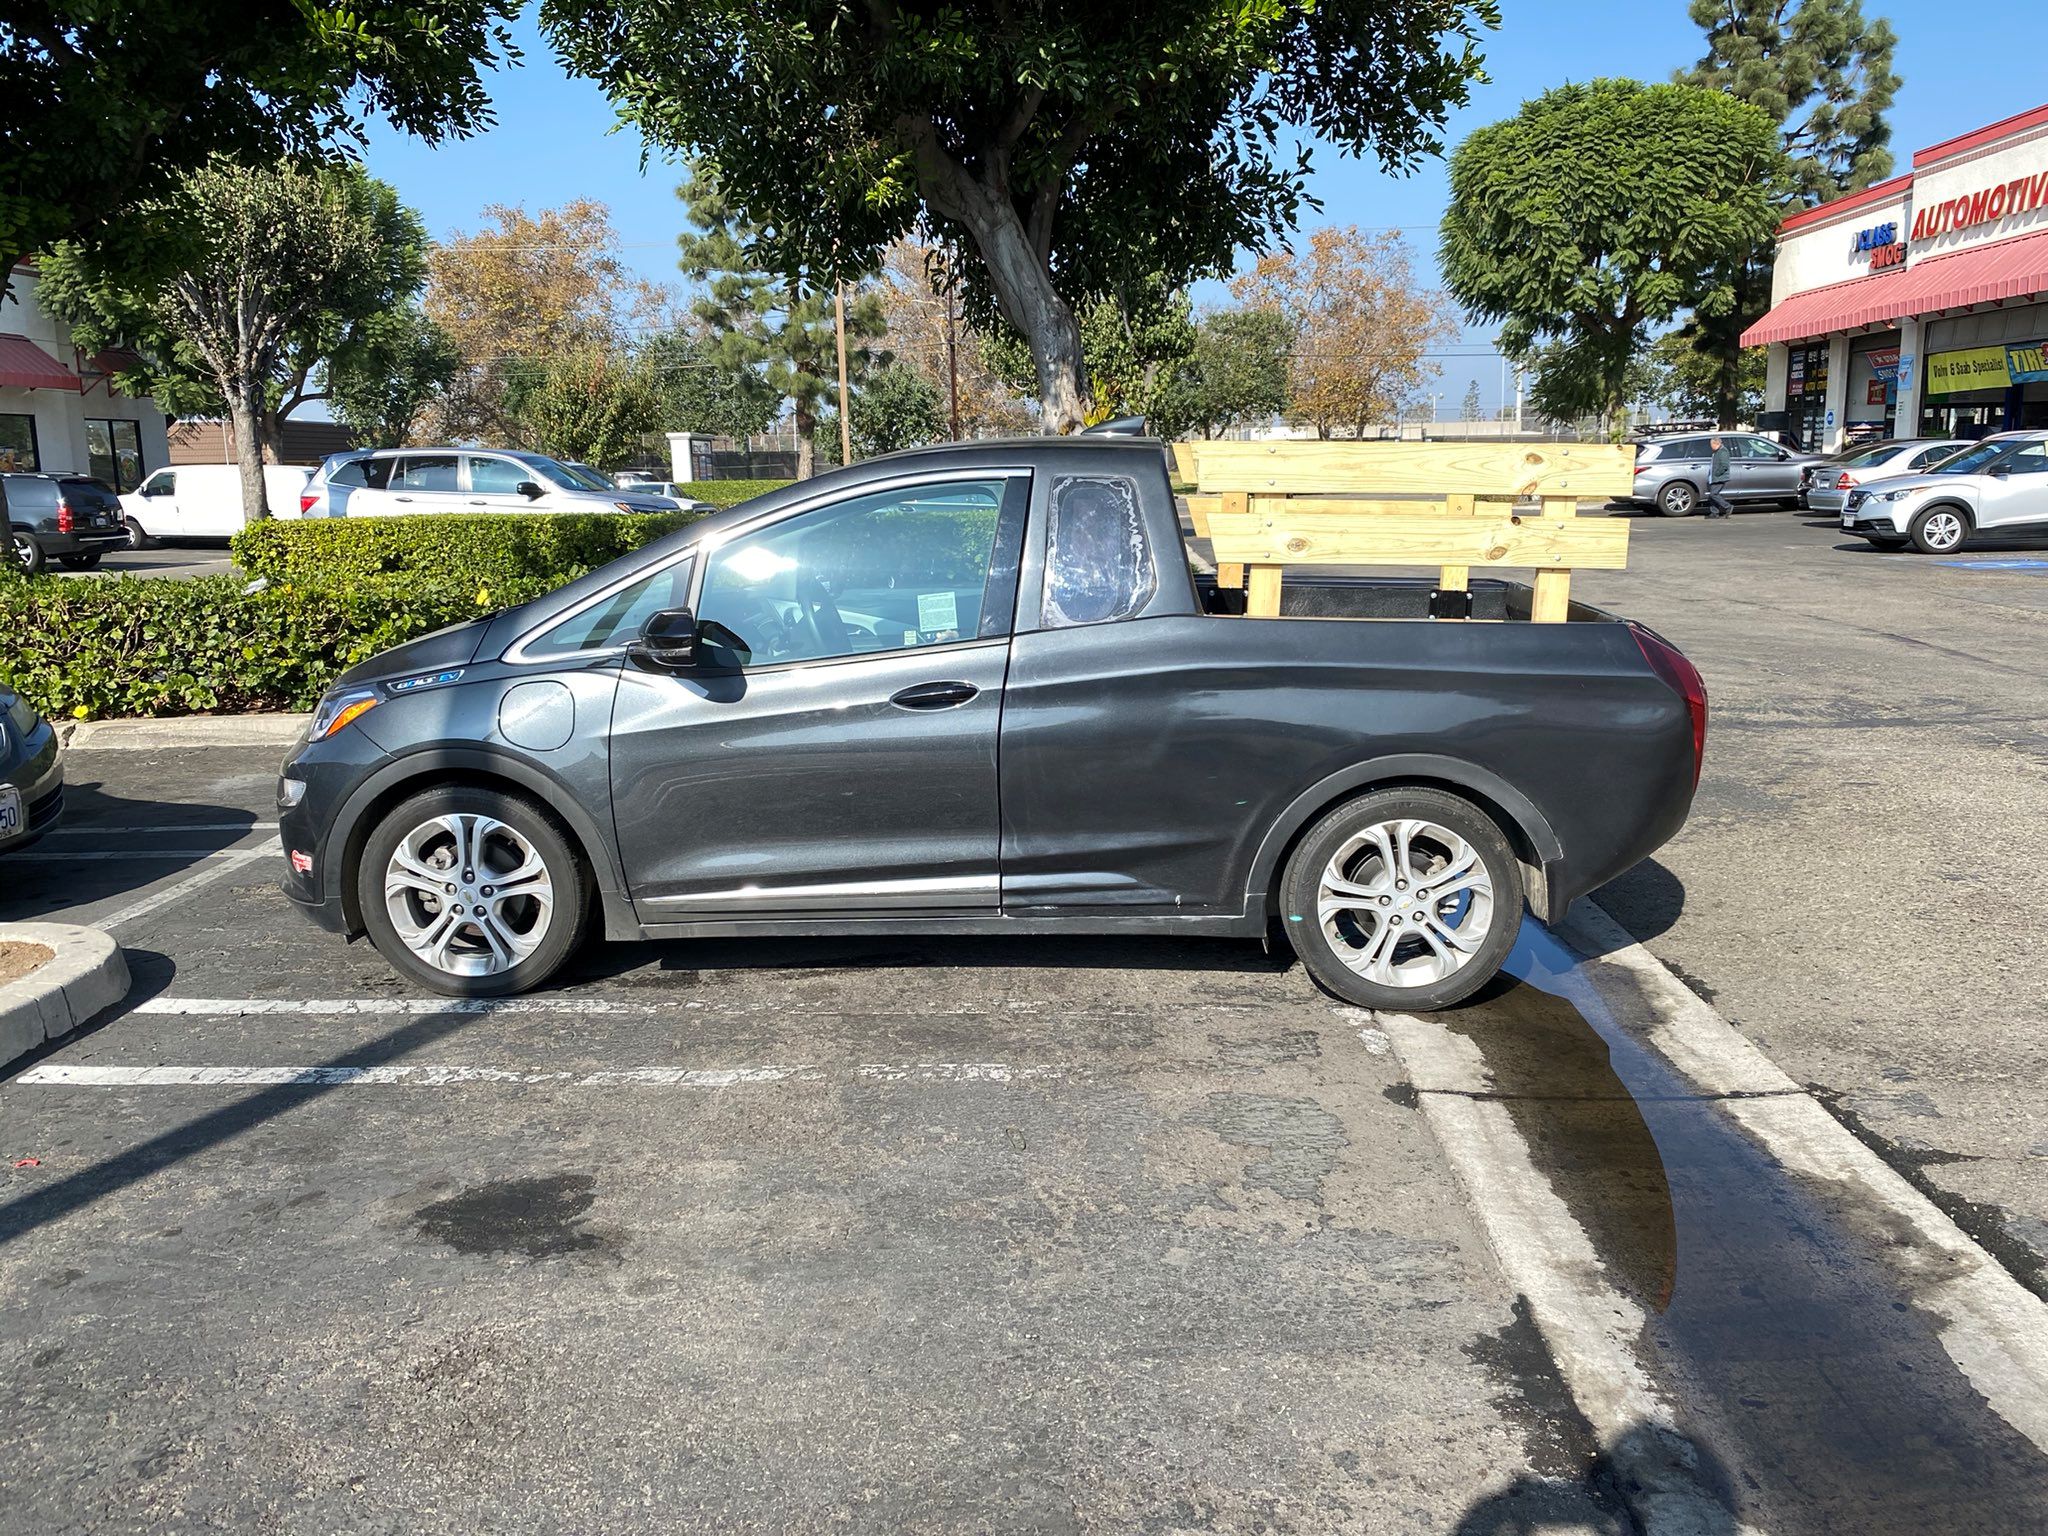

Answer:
[834,281,852,466]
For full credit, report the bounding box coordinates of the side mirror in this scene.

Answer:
[516,480,545,500]
[628,608,699,670]
[1989,464,2011,477]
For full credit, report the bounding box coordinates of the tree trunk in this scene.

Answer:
[794,400,817,480]
[229,384,269,521]
[260,409,285,466]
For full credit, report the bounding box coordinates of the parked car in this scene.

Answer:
[1801,439,1969,514]
[602,479,711,511]
[4,472,128,574]
[121,463,314,547]
[0,683,61,854]
[1625,432,1825,516]
[298,449,684,518]
[1840,431,2048,552]
[276,434,1705,1012]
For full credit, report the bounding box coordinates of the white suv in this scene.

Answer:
[300,449,686,519]
[1841,432,2048,553]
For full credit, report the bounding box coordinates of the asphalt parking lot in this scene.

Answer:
[5,506,2048,1534]
[53,544,235,581]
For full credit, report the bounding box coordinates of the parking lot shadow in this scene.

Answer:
[0,780,263,923]
[1451,1419,1738,1535]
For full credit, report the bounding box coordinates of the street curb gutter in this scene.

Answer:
[59,713,310,750]
[0,922,130,1072]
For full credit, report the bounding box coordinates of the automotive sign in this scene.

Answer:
[2008,341,2048,384]
[1926,346,2017,392]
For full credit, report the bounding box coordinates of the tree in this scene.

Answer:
[1151,307,1295,440]
[543,0,1497,432]
[640,328,781,442]
[875,242,1033,440]
[677,169,886,479]
[1645,330,1768,423]
[820,362,947,465]
[423,200,651,441]
[1460,379,1482,421]
[1232,227,1458,438]
[1440,80,1784,434]
[983,277,1199,428]
[326,305,462,448]
[0,1,516,291]
[41,159,388,519]
[1674,0,1900,425]
[508,347,664,470]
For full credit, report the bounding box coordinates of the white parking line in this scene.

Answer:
[15,1060,1074,1087]
[48,822,279,834]
[90,848,271,934]
[127,995,1265,1018]
[12,849,262,861]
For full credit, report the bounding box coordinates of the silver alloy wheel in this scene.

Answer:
[11,534,32,571]
[1661,482,1696,515]
[1316,817,1495,990]
[1922,510,1965,551]
[383,813,554,977]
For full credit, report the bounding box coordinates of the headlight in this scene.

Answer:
[310,686,381,740]
[1874,488,1919,502]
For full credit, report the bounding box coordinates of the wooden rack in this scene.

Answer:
[1180,441,1634,622]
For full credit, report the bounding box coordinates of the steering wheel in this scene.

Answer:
[793,573,848,656]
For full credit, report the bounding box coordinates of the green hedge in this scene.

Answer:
[0,573,554,720]
[678,478,791,508]
[232,510,698,589]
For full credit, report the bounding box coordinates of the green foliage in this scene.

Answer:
[1152,307,1295,440]
[1673,0,1899,426]
[544,0,1497,426]
[506,347,666,470]
[1645,331,1767,423]
[231,512,697,590]
[0,574,551,722]
[640,328,780,441]
[325,304,461,448]
[676,479,792,508]
[0,1,517,283]
[1440,79,1785,428]
[676,167,887,476]
[984,279,1199,425]
[1460,379,1483,421]
[820,364,947,466]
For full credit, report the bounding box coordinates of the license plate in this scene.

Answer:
[0,785,20,838]
[1840,515,1854,529]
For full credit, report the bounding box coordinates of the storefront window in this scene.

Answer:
[84,418,144,492]
[0,412,38,472]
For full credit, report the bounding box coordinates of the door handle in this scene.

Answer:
[394,495,414,503]
[890,680,979,710]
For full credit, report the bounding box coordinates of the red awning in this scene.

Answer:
[0,333,79,391]
[1744,227,2048,347]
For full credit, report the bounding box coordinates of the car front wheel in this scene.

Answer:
[1657,481,1697,517]
[357,786,588,997]
[1909,505,1969,555]
[1280,787,1523,1013]
[125,518,154,551]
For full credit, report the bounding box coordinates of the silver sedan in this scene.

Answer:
[1804,439,1970,513]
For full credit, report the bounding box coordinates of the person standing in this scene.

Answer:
[1703,435,1733,519]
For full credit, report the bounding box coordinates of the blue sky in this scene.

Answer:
[360,0,2048,418]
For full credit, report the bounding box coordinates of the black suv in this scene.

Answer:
[4,472,128,574]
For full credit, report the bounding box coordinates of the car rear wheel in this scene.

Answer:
[1280,788,1523,1013]
[1909,505,1969,555]
[11,531,44,576]
[57,552,103,571]
[357,786,588,997]
[1657,481,1698,517]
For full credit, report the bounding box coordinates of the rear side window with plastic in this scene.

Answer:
[1041,475,1154,628]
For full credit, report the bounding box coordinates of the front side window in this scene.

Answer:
[0,413,38,472]
[1912,445,1961,470]
[1935,440,2013,475]
[1732,437,1779,460]
[392,454,459,492]
[468,455,532,495]
[698,477,1013,666]
[1042,474,1155,628]
[2002,442,2048,476]
[530,557,696,656]
[140,469,175,497]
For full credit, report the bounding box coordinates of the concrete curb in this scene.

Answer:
[0,922,130,1071]
[60,713,310,751]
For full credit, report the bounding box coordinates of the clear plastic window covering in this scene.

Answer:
[1042,475,1154,628]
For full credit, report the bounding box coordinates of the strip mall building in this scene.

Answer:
[1744,102,2048,452]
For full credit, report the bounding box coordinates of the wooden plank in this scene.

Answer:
[1245,563,1283,618]
[1438,493,1476,600]
[1529,494,1579,623]
[1170,442,1201,485]
[1184,494,1217,538]
[1217,562,1245,590]
[1195,440,1632,501]
[1205,510,1631,570]
[1246,495,1449,518]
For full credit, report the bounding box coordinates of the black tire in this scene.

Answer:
[1279,787,1524,1013]
[1866,536,1909,550]
[1657,481,1698,517]
[124,518,154,551]
[356,785,589,997]
[57,552,103,571]
[10,531,44,576]
[1909,504,1970,555]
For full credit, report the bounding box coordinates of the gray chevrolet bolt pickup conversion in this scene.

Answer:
[277,434,1706,1012]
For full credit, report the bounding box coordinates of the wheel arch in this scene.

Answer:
[326,746,623,936]
[1245,755,1565,925]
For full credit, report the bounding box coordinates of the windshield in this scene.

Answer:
[509,452,609,492]
[1931,440,2012,475]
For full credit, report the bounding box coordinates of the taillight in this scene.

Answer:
[299,493,317,515]
[1836,472,1854,489]
[1634,461,1654,475]
[1630,622,1707,790]
[55,500,74,533]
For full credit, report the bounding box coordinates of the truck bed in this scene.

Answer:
[1195,573,1617,624]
